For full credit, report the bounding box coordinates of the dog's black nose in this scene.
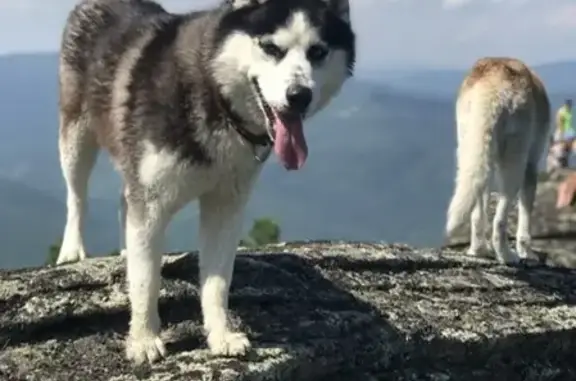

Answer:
[286,85,312,114]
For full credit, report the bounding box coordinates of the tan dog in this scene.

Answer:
[446,57,551,265]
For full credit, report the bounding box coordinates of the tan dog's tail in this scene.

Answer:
[445,95,499,237]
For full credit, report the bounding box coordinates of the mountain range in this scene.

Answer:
[0,53,573,269]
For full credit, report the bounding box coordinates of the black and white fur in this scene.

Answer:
[56,0,354,364]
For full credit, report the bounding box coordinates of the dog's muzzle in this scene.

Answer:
[285,84,312,115]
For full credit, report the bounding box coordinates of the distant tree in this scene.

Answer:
[46,240,61,266]
[240,217,281,247]
[238,236,254,247]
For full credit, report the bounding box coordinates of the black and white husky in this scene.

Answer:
[56,0,355,364]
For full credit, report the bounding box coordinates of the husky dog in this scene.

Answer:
[445,57,551,265]
[56,0,355,364]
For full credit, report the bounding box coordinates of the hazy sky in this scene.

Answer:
[0,0,575,70]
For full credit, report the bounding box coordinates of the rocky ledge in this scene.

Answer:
[2,240,576,380]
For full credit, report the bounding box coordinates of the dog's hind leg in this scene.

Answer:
[491,117,531,265]
[492,167,523,265]
[516,129,546,259]
[515,160,538,259]
[198,185,252,357]
[467,188,492,256]
[57,115,99,265]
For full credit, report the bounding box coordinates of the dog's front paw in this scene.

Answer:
[515,238,534,260]
[516,246,534,260]
[495,247,521,266]
[56,247,87,265]
[207,331,251,357]
[126,333,166,365]
[466,242,493,257]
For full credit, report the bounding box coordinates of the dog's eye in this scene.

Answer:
[307,44,328,62]
[259,41,286,59]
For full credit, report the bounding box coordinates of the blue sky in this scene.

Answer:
[0,0,575,70]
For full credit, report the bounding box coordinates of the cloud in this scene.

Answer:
[442,0,531,9]
[442,0,472,9]
[546,4,576,28]
[0,0,36,10]
[1,0,576,69]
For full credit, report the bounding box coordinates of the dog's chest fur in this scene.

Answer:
[136,136,265,202]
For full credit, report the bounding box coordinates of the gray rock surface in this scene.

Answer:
[2,241,576,380]
[445,169,576,268]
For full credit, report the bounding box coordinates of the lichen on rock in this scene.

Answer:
[2,240,576,380]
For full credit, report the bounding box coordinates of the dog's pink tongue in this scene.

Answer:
[273,113,308,170]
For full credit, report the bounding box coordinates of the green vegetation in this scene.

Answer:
[46,241,61,266]
[240,217,281,247]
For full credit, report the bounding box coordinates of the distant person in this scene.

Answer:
[547,140,569,171]
[557,173,576,208]
[555,99,574,143]
[547,99,574,171]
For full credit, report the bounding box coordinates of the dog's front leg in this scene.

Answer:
[198,187,251,357]
[124,196,168,364]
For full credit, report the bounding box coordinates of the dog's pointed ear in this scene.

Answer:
[325,0,350,22]
[224,0,267,9]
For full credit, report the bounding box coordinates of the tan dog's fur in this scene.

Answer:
[446,57,551,264]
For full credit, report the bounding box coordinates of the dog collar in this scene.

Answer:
[220,97,272,163]
[230,123,272,162]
